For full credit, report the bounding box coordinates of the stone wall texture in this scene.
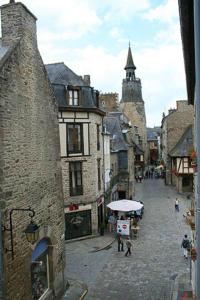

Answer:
[100,93,119,112]
[162,101,194,185]
[0,3,65,299]
[120,101,148,162]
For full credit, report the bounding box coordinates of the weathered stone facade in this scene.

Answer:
[0,2,65,299]
[161,100,194,185]
[100,93,119,112]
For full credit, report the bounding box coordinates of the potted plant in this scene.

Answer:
[190,209,195,216]
[190,151,197,166]
[191,247,197,262]
[190,221,195,230]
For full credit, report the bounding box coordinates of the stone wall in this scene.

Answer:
[120,101,148,162]
[100,93,119,112]
[162,101,194,185]
[0,3,65,299]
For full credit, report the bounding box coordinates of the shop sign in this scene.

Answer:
[70,215,84,225]
[69,203,79,211]
[117,220,130,235]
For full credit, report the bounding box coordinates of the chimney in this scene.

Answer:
[1,2,37,46]
[83,75,90,86]
[168,108,176,115]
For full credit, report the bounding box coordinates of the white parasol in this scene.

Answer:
[107,199,143,212]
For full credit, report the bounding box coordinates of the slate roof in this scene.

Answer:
[147,130,158,141]
[125,45,136,70]
[133,142,144,155]
[170,125,193,157]
[46,62,85,86]
[103,117,128,152]
[0,39,20,72]
[46,62,104,111]
[0,40,9,60]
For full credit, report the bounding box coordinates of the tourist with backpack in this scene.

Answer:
[181,234,190,258]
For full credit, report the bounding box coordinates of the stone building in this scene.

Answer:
[169,125,194,193]
[120,45,147,164]
[147,127,161,165]
[104,112,135,202]
[161,100,194,185]
[0,1,65,300]
[46,63,105,240]
[178,1,198,297]
[100,92,119,112]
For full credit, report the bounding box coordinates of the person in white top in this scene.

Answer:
[175,198,179,212]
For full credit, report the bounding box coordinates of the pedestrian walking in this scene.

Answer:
[117,233,124,252]
[175,198,179,212]
[181,234,190,258]
[125,237,132,256]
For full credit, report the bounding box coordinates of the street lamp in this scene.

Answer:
[4,207,39,259]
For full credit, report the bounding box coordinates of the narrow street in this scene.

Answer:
[65,178,191,300]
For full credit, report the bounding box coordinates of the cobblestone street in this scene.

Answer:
[64,178,191,300]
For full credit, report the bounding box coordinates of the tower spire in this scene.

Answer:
[124,44,136,81]
[125,44,136,71]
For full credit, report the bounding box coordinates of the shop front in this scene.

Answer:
[65,205,92,240]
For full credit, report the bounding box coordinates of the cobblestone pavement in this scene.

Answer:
[64,179,191,300]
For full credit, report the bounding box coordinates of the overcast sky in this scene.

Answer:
[0,0,187,127]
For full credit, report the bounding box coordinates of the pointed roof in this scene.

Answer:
[125,45,136,70]
[170,125,193,157]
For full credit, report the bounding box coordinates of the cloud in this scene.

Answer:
[61,46,126,93]
[143,0,178,24]
[0,0,102,40]
[104,0,150,21]
[0,0,187,127]
[136,42,186,126]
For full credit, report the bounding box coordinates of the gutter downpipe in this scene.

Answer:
[0,210,5,300]
[194,1,200,298]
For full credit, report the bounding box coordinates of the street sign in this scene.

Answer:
[117,220,130,235]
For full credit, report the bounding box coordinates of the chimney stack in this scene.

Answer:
[83,75,90,86]
[1,2,37,46]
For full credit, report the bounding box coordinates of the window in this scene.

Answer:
[31,239,50,300]
[68,89,79,106]
[70,162,83,196]
[67,124,83,154]
[97,159,101,190]
[97,124,100,151]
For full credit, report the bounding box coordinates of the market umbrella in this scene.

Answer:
[107,199,143,212]
[155,165,164,170]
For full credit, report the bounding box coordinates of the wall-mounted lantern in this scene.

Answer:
[4,207,39,259]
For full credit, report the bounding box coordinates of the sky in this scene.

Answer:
[0,0,187,127]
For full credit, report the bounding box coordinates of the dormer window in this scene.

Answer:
[68,89,79,106]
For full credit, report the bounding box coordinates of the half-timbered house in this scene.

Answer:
[46,63,105,240]
[170,125,194,193]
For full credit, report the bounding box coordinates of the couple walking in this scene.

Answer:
[117,234,132,256]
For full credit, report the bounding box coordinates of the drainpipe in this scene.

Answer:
[0,209,5,300]
[194,1,200,298]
